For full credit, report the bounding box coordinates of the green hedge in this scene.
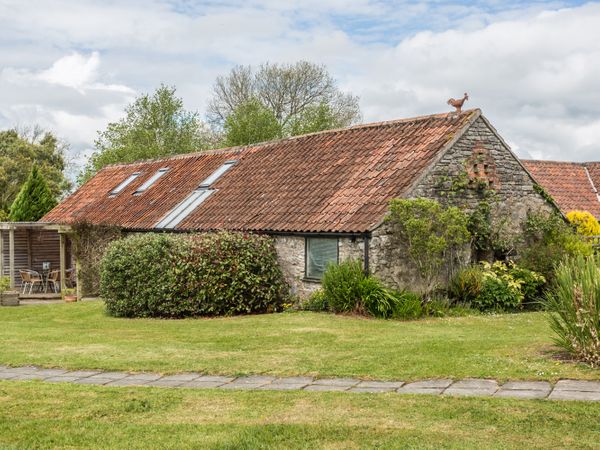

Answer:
[100,232,289,318]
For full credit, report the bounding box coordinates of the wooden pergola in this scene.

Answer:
[0,222,74,296]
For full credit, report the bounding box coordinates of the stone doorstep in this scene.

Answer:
[311,378,360,387]
[553,380,600,392]
[548,390,600,401]
[495,389,550,399]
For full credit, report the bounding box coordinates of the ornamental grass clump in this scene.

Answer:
[545,255,600,367]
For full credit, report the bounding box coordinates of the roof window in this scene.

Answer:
[198,160,237,188]
[154,160,237,229]
[110,172,140,196]
[134,168,169,194]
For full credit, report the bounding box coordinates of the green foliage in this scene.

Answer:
[359,277,404,319]
[448,265,484,305]
[81,85,213,183]
[0,128,69,216]
[208,61,361,136]
[450,261,545,312]
[0,276,10,292]
[101,232,289,318]
[545,255,600,366]
[392,290,424,320]
[386,198,471,294]
[303,289,329,312]
[9,165,57,221]
[223,98,282,146]
[321,259,366,314]
[520,211,593,282]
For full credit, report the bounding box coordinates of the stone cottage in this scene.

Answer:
[42,109,554,297]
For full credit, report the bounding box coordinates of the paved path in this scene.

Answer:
[1,365,599,401]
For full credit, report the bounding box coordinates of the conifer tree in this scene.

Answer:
[9,165,57,221]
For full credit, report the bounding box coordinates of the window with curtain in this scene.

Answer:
[306,237,338,279]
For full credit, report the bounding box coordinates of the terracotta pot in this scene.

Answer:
[63,295,78,303]
[1,291,20,306]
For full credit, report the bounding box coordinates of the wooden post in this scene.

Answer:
[59,232,66,293]
[26,229,32,270]
[9,227,15,289]
[75,256,82,301]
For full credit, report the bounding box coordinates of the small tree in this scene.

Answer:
[386,198,471,295]
[223,98,282,146]
[9,165,57,221]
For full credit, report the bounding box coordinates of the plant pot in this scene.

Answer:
[1,290,20,306]
[63,295,78,303]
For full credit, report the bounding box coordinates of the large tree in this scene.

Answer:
[9,165,57,222]
[80,85,215,183]
[0,127,69,219]
[208,61,361,142]
[223,98,282,147]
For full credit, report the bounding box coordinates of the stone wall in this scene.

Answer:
[367,116,555,293]
[273,234,365,298]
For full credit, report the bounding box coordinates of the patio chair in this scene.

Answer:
[65,268,76,288]
[22,269,44,294]
[47,270,60,293]
[19,270,31,294]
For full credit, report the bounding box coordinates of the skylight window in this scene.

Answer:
[134,168,169,194]
[154,160,237,229]
[198,160,237,188]
[110,172,140,196]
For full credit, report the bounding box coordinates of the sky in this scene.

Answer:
[0,0,598,178]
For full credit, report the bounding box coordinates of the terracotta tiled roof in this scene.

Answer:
[43,110,479,233]
[521,160,600,219]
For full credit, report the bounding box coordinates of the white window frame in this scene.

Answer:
[110,172,140,196]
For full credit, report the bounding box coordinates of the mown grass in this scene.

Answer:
[0,381,599,449]
[0,301,598,381]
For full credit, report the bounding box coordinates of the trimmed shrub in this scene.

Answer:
[545,255,600,366]
[566,210,600,237]
[100,232,289,318]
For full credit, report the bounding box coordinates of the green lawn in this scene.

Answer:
[1,381,599,449]
[0,302,597,381]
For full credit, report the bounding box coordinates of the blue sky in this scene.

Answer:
[0,0,598,174]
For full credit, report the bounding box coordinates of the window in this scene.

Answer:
[198,160,237,188]
[306,237,338,280]
[154,160,238,229]
[110,172,140,196]
[134,168,168,194]
[155,189,214,229]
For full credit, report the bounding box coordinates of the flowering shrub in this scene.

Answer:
[566,210,600,237]
[451,261,545,312]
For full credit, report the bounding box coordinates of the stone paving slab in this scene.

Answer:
[158,374,201,382]
[548,390,600,401]
[554,380,600,392]
[356,381,405,389]
[272,376,314,385]
[401,379,453,389]
[396,386,445,395]
[0,365,598,402]
[304,384,351,392]
[312,378,359,387]
[501,381,551,391]
[180,380,228,389]
[495,389,549,399]
[349,387,395,393]
[259,383,309,391]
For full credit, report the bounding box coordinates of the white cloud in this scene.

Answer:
[0,0,598,175]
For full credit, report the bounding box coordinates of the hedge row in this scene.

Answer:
[100,232,289,318]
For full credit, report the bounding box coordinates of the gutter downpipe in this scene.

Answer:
[363,232,370,276]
